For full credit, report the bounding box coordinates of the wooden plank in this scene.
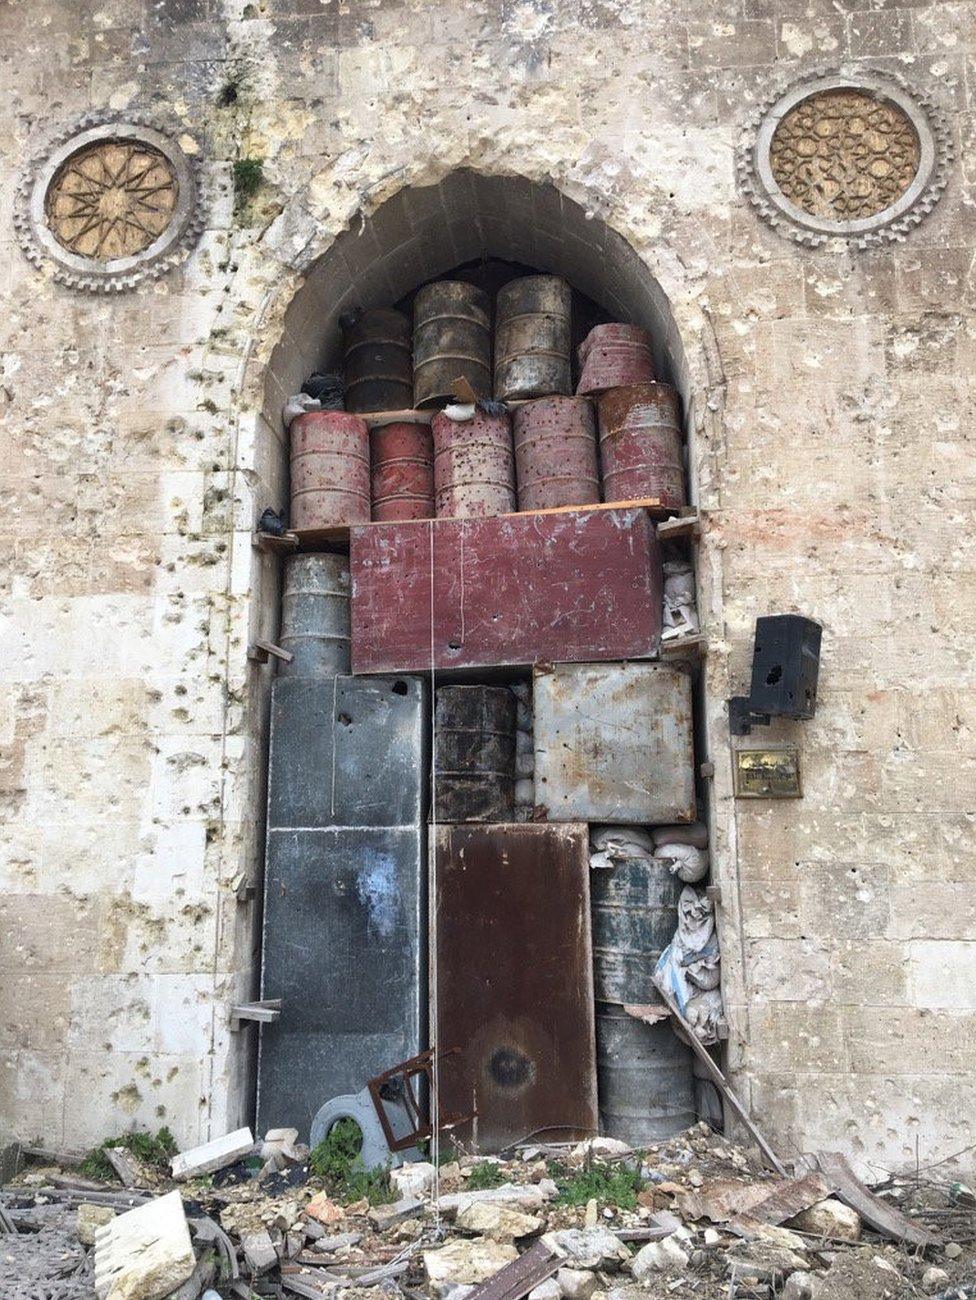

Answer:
[465,1241,561,1300]
[814,1151,939,1248]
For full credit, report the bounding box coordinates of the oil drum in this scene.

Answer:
[434,685,516,822]
[370,420,434,521]
[431,409,516,518]
[413,281,491,409]
[494,275,572,402]
[343,308,413,414]
[290,410,371,530]
[279,553,351,677]
[597,382,685,507]
[596,1008,694,1145]
[577,323,655,396]
[513,396,600,510]
[590,852,683,1004]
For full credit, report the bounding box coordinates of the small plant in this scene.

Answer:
[79,1127,178,1182]
[466,1160,505,1191]
[309,1119,395,1205]
[232,158,264,220]
[551,1159,643,1211]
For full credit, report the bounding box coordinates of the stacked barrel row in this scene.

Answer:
[288,274,688,531]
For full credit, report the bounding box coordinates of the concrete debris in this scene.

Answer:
[924,1268,952,1293]
[368,1196,424,1230]
[541,1226,629,1271]
[170,1127,255,1180]
[570,1137,633,1161]
[423,1236,520,1286]
[782,1271,815,1300]
[242,1227,278,1275]
[77,1202,115,1246]
[94,1190,196,1300]
[439,1183,550,1216]
[630,1234,691,1276]
[555,1265,599,1299]
[391,1161,438,1198]
[104,1147,145,1189]
[305,1192,345,1225]
[456,1203,544,1241]
[788,1196,862,1241]
[528,1280,561,1300]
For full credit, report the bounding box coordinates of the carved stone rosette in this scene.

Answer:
[14,112,205,292]
[737,70,953,248]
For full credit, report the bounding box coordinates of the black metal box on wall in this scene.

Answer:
[257,675,428,1139]
[748,615,822,719]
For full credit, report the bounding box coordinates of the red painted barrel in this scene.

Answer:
[597,383,685,508]
[370,420,434,522]
[513,396,601,510]
[432,409,516,519]
[577,323,656,395]
[290,410,371,530]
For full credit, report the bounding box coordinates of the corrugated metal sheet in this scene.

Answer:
[533,662,695,823]
[257,675,428,1139]
[435,823,598,1152]
[350,507,662,674]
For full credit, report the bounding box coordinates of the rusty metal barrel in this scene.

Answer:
[591,852,683,1005]
[343,308,413,413]
[577,323,656,396]
[413,281,492,409]
[434,685,516,822]
[290,410,371,530]
[431,409,516,518]
[494,275,572,402]
[597,382,685,508]
[279,553,351,677]
[596,1009,695,1144]
[513,396,600,510]
[370,419,434,521]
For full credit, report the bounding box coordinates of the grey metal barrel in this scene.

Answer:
[434,685,516,822]
[343,308,413,414]
[494,275,572,401]
[595,1007,695,1145]
[279,553,351,677]
[413,281,492,409]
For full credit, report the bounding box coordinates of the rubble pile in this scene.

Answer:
[2,1124,975,1300]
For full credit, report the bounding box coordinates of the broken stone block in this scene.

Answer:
[782,1272,814,1300]
[78,1203,115,1247]
[528,1281,562,1300]
[455,1203,543,1241]
[170,1127,255,1180]
[0,1137,23,1187]
[242,1228,277,1276]
[423,1237,519,1287]
[542,1227,629,1271]
[570,1137,632,1161]
[922,1266,950,1293]
[557,1266,600,1300]
[391,1160,438,1198]
[93,1190,196,1300]
[438,1183,549,1217]
[787,1198,861,1242]
[304,1192,345,1225]
[368,1196,424,1230]
[313,1231,363,1252]
[630,1235,691,1278]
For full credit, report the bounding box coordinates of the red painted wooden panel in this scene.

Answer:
[350,506,662,673]
[435,823,597,1152]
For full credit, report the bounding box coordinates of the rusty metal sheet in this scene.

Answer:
[533,662,695,824]
[464,1241,561,1300]
[350,507,662,674]
[435,823,597,1152]
[813,1152,939,1247]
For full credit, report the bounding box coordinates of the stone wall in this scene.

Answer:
[0,0,974,1174]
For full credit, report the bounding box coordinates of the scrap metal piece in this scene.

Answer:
[435,823,598,1152]
[367,1048,468,1153]
[813,1151,939,1248]
[464,1240,561,1300]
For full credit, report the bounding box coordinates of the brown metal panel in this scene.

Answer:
[349,507,662,674]
[290,411,371,529]
[434,823,598,1152]
[597,384,685,509]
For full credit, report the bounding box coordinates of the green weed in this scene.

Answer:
[551,1160,643,1211]
[78,1127,178,1182]
[232,158,264,220]
[465,1160,505,1191]
[309,1118,394,1205]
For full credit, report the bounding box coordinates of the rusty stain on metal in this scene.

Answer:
[513,396,600,511]
[432,409,517,518]
[533,662,695,823]
[597,383,685,508]
[343,308,413,413]
[413,281,491,409]
[370,420,435,521]
[290,410,371,530]
[435,685,516,822]
[349,507,663,674]
[435,823,598,1152]
[494,275,572,402]
[577,323,656,395]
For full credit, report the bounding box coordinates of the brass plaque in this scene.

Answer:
[733,747,802,799]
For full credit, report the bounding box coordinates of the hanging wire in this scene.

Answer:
[427,519,441,1229]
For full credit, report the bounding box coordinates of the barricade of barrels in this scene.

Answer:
[289,275,687,531]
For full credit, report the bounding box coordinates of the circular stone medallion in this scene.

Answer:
[738,72,952,247]
[15,113,204,291]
